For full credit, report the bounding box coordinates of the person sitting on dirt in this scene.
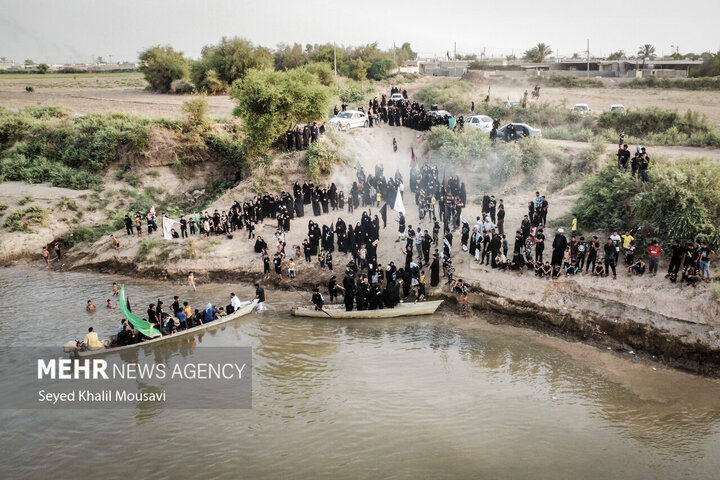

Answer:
[627,258,646,275]
[540,261,552,278]
[549,264,561,279]
[593,262,606,277]
[565,259,579,275]
[682,266,700,286]
[510,251,525,272]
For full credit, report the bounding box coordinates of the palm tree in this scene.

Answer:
[523,43,553,63]
[535,43,553,63]
[637,44,656,68]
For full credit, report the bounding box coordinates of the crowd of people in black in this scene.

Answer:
[330,86,456,132]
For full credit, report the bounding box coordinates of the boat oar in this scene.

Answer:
[288,283,332,318]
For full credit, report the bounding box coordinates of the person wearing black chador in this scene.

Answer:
[294,126,303,151]
[286,128,294,151]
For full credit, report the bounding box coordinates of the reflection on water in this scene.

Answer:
[1,265,720,479]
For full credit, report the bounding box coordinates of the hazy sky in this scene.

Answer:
[1,0,718,63]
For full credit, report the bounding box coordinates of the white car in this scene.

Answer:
[609,104,626,114]
[572,103,591,115]
[327,110,368,129]
[389,93,404,102]
[467,115,493,132]
[428,109,452,117]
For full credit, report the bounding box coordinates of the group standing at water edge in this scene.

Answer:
[65,85,714,329]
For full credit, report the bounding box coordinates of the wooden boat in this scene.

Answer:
[291,300,443,319]
[66,287,258,357]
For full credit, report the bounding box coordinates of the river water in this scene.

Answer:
[1,265,720,479]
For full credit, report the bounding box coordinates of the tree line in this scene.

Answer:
[139,37,417,93]
[513,42,720,76]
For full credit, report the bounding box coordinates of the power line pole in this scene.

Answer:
[586,39,590,77]
[454,41,457,76]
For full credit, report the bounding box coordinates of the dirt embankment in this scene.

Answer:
[44,124,720,377]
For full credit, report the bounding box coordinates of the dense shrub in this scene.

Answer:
[3,205,47,233]
[337,81,371,104]
[0,110,150,188]
[622,76,720,90]
[202,132,247,171]
[302,134,345,180]
[424,127,492,164]
[538,76,603,88]
[3,112,150,171]
[0,154,102,189]
[181,97,208,129]
[598,107,714,137]
[574,158,720,247]
[413,80,476,114]
[23,105,69,119]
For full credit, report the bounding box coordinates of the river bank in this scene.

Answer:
[4,122,720,377]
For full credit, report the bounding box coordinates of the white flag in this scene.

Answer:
[162,216,180,240]
[393,190,406,215]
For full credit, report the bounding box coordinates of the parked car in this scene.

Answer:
[609,104,626,114]
[572,103,591,116]
[428,109,452,118]
[389,93,404,103]
[467,115,494,133]
[502,100,521,108]
[496,123,541,140]
[327,110,368,129]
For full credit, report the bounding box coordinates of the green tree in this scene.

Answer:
[274,43,308,70]
[693,50,720,77]
[24,59,34,65]
[36,63,49,74]
[637,44,656,68]
[138,45,189,92]
[304,62,334,86]
[606,50,626,60]
[369,58,397,80]
[347,58,369,81]
[523,43,553,63]
[192,37,273,93]
[231,68,331,158]
[199,69,225,94]
[397,42,417,63]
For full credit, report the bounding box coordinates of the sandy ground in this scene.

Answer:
[0,74,235,119]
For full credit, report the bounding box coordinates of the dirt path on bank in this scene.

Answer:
[544,138,720,161]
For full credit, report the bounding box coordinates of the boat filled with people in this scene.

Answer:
[64,285,258,357]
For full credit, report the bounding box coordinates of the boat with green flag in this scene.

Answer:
[65,285,258,357]
[119,284,162,339]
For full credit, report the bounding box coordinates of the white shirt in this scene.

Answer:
[231,296,242,309]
